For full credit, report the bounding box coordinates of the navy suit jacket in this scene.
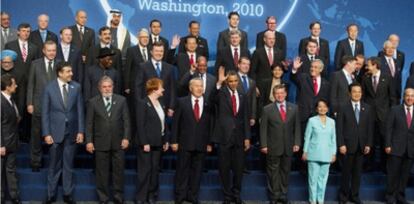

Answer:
[56,43,82,83]
[41,80,84,143]
[334,38,364,70]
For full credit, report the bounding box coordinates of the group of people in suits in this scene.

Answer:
[1,7,414,204]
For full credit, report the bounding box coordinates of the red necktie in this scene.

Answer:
[189,54,194,65]
[280,104,286,122]
[22,42,28,62]
[268,48,273,65]
[313,78,318,96]
[407,107,412,128]
[194,98,200,122]
[233,48,239,66]
[231,91,237,116]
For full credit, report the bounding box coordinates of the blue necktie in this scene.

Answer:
[242,75,249,91]
[354,104,360,124]
[41,30,47,42]
[155,62,161,77]
[351,42,355,56]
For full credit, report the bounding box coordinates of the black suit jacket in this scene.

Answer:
[250,46,283,81]
[135,61,176,110]
[86,44,123,71]
[386,105,414,158]
[361,72,398,122]
[237,74,257,120]
[217,28,248,52]
[214,46,250,74]
[171,96,213,151]
[29,29,58,51]
[290,72,330,122]
[256,30,287,60]
[1,94,19,152]
[175,52,195,80]
[334,38,364,70]
[84,65,121,100]
[178,71,217,101]
[123,45,150,92]
[257,79,289,112]
[136,97,168,146]
[178,35,209,60]
[1,67,27,114]
[329,70,354,115]
[405,74,414,90]
[378,49,405,71]
[380,56,402,98]
[56,43,82,83]
[211,87,250,145]
[69,25,95,57]
[336,101,373,154]
[298,36,330,67]
[86,94,130,151]
[148,34,170,61]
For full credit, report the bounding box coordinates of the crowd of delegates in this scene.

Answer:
[1,8,414,204]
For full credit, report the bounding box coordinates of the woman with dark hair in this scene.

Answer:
[302,99,337,204]
[135,78,169,204]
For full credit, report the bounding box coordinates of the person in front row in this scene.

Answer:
[302,99,337,204]
[135,78,169,204]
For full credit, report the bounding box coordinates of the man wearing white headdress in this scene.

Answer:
[108,9,131,63]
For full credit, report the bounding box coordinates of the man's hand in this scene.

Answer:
[302,152,307,161]
[76,133,84,144]
[143,144,151,152]
[339,145,347,155]
[167,109,174,117]
[364,146,370,155]
[207,145,212,153]
[249,119,256,126]
[293,145,300,152]
[261,147,268,154]
[86,143,95,154]
[331,155,337,163]
[82,55,86,63]
[244,139,251,151]
[292,57,303,71]
[217,66,227,84]
[124,89,131,94]
[121,139,129,150]
[45,135,54,145]
[27,105,34,114]
[171,143,179,152]
[163,142,169,152]
[385,147,391,154]
[170,34,181,49]
[0,147,6,156]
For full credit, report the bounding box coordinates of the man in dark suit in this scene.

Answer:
[217,11,248,52]
[294,39,327,78]
[108,10,131,63]
[69,10,95,63]
[26,40,60,172]
[384,88,414,204]
[86,26,122,72]
[298,21,330,67]
[86,76,130,204]
[84,48,121,101]
[237,57,257,128]
[29,14,58,52]
[260,84,301,204]
[291,58,330,135]
[330,56,357,115]
[175,36,199,80]
[56,27,82,83]
[256,16,287,60]
[361,57,398,172]
[354,55,366,83]
[378,34,405,70]
[250,30,284,82]
[1,12,18,50]
[172,78,213,204]
[135,41,176,117]
[380,40,402,101]
[1,74,21,204]
[178,21,209,60]
[41,62,84,204]
[148,19,170,61]
[334,24,364,70]
[179,56,216,101]
[212,70,250,204]
[337,83,374,204]
[215,29,250,74]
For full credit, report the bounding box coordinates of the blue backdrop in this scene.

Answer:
[3,0,414,78]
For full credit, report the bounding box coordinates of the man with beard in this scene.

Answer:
[108,9,131,63]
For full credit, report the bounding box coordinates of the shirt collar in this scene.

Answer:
[1,91,11,101]
[57,78,67,88]
[351,101,360,107]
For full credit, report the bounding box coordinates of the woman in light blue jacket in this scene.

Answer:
[302,99,337,204]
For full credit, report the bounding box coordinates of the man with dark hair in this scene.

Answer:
[29,14,58,51]
[334,24,364,70]
[1,74,21,204]
[1,11,18,50]
[108,9,131,62]
[56,27,82,83]
[175,36,198,79]
[256,16,287,60]
[42,62,84,204]
[215,29,250,74]
[217,11,248,52]
[178,20,209,60]
[26,40,60,172]
[148,19,169,61]
[337,82,373,204]
[354,54,366,83]
[86,26,122,71]
[69,10,95,63]
[298,21,330,67]
[293,39,327,78]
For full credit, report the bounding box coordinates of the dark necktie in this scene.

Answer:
[155,62,161,77]
[105,97,112,116]
[47,60,53,80]
[231,91,237,116]
[62,84,68,108]
[280,104,286,122]
[142,48,147,62]
[194,98,200,121]
[233,48,239,66]
[354,104,360,124]
[242,75,249,92]
[79,26,84,42]
[373,75,378,92]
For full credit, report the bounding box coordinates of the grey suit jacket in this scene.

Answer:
[0,28,18,50]
[260,102,301,156]
[26,58,59,116]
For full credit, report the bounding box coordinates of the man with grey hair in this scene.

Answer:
[29,14,58,51]
[215,29,250,74]
[1,11,18,50]
[380,40,402,100]
[378,34,405,69]
[86,75,130,204]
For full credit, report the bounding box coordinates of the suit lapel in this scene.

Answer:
[52,81,65,110]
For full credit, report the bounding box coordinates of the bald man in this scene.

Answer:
[69,10,95,62]
[29,14,58,52]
